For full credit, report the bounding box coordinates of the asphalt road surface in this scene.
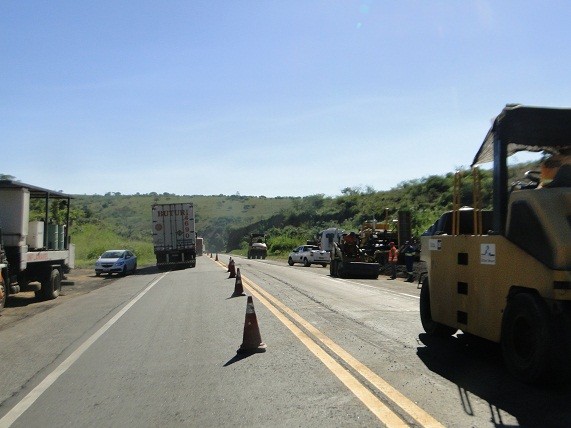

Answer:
[0,256,570,427]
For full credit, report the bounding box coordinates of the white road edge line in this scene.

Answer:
[0,272,169,428]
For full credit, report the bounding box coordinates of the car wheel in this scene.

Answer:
[95,271,101,277]
[321,263,327,268]
[121,266,127,277]
[288,258,294,266]
[132,263,137,274]
[303,258,310,267]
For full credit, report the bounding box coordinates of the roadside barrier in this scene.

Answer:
[231,268,245,297]
[237,296,267,354]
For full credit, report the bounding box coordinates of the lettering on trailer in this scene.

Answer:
[157,209,189,217]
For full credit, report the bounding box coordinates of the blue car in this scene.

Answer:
[95,250,137,276]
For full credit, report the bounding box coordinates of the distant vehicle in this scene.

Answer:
[288,245,330,267]
[152,202,196,270]
[196,237,204,256]
[95,250,137,276]
[247,233,267,259]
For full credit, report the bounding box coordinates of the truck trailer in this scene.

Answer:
[151,203,196,270]
[0,180,75,310]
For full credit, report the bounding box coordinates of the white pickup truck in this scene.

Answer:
[288,245,330,267]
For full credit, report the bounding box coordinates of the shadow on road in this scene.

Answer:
[417,333,571,427]
[223,352,258,367]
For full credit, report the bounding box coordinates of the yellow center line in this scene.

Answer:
[242,275,408,426]
[215,257,444,428]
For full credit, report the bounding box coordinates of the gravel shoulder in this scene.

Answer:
[0,266,155,332]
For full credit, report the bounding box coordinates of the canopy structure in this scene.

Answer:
[472,104,571,167]
[0,179,73,199]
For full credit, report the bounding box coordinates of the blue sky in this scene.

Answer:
[2,1,569,197]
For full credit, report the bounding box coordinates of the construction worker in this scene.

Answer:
[540,152,571,188]
[387,241,398,280]
[343,232,358,257]
[402,241,417,282]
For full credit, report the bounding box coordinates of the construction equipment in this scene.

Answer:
[358,211,413,269]
[329,231,380,279]
[247,233,267,259]
[420,104,571,383]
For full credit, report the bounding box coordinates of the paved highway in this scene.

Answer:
[0,255,570,427]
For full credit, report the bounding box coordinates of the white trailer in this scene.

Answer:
[151,202,196,270]
[0,180,75,310]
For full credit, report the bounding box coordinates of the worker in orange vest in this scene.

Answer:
[387,241,399,280]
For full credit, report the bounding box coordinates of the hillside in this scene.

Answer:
[62,160,540,268]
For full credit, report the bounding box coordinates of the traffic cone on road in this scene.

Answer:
[228,259,236,278]
[215,253,219,261]
[231,268,245,297]
[237,296,267,354]
[227,257,232,272]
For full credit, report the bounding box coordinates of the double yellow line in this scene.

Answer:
[220,259,443,427]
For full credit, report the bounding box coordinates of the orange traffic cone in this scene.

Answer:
[237,296,267,354]
[231,268,245,297]
[228,259,236,278]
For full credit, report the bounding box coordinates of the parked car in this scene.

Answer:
[288,245,330,267]
[95,250,137,276]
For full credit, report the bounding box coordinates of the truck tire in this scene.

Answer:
[501,293,552,383]
[41,269,61,300]
[420,278,456,337]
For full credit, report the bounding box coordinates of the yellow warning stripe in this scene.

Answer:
[215,258,444,428]
[243,277,408,426]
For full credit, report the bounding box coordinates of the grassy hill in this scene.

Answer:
[70,193,297,267]
[66,161,540,268]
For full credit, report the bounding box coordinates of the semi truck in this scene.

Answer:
[419,105,571,383]
[151,203,196,270]
[0,180,75,311]
[196,237,204,256]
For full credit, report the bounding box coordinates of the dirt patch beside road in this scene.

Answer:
[0,267,153,332]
